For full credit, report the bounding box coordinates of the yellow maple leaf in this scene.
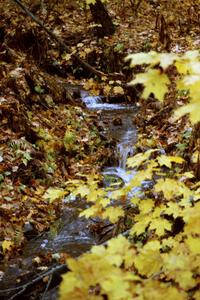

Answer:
[130,217,150,236]
[87,188,107,203]
[59,237,137,300]
[125,51,159,67]
[103,84,112,95]
[184,214,200,235]
[134,248,163,277]
[125,51,176,69]
[162,237,177,249]
[175,50,200,74]
[92,235,135,269]
[163,202,182,218]
[157,155,184,168]
[144,240,161,251]
[185,235,200,254]
[113,86,124,95]
[92,245,122,267]
[173,101,200,125]
[2,240,14,254]
[129,69,170,101]
[102,206,124,223]
[174,270,196,290]
[106,235,135,268]
[80,204,101,219]
[139,199,154,214]
[164,255,183,270]
[101,273,133,300]
[127,149,158,168]
[43,188,66,203]
[194,291,200,300]
[177,75,200,97]
[149,218,171,236]
[154,178,191,202]
[142,281,187,300]
[162,253,194,289]
[154,178,180,200]
[73,184,90,197]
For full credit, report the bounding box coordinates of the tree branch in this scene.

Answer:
[0,264,67,299]
[12,0,106,77]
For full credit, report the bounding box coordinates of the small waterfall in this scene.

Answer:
[116,129,136,169]
[81,90,137,185]
[81,90,132,111]
[81,90,102,109]
[117,145,130,169]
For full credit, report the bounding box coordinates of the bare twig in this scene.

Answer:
[42,274,53,300]
[0,264,67,299]
[12,0,106,78]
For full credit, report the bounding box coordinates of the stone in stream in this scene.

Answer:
[112,117,122,126]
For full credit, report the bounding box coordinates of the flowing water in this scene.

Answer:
[81,90,137,184]
[0,92,138,296]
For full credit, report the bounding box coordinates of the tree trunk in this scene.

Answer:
[89,0,115,38]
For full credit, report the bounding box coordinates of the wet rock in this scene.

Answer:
[112,117,122,126]
[23,222,37,240]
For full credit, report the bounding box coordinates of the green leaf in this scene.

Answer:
[34,85,45,94]
[114,43,124,53]
[176,143,188,151]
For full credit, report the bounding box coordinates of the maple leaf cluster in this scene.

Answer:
[59,149,200,299]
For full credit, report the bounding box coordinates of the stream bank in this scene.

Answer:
[0,91,138,299]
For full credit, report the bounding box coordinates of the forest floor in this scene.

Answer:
[0,0,200,298]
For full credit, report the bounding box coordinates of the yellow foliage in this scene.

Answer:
[127,149,158,168]
[2,240,14,254]
[141,281,187,300]
[92,236,135,268]
[194,291,200,300]
[60,150,200,299]
[134,248,163,277]
[154,178,192,203]
[175,50,200,74]
[102,206,124,223]
[149,218,171,236]
[185,235,200,255]
[127,50,200,124]
[72,184,90,197]
[173,101,200,125]
[43,187,67,203]
[59,236,138,300]
[130,216,150,236]
[157,155,184,168]
[163,202,182,218]
[129,69,170,102]
[126,51,176,70]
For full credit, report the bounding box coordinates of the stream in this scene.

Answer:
[0,92,137,298]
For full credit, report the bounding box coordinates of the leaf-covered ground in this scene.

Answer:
[0,0,200,299]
